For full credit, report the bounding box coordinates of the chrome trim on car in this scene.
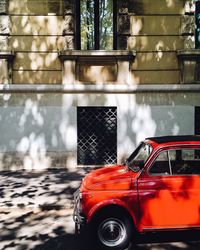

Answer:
[73,189,85,225]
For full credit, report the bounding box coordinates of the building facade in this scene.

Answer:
[0,0,199,170]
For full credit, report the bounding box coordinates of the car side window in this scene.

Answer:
[170,149,200,175]
[149,151,171,175]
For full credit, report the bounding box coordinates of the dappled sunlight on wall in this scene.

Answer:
[0,92,196,170]
[60,95,77,151]
[104,94,194,161]
[16,99,50,170]
[0,93,79,170]
[79,65,117,83]
[165,0,175,8]
[11,16,63,36]
[130,16,143,35]
[132,105,156,145]
[9,0,64,85]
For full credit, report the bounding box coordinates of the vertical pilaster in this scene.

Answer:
[181,0,195,49]
[0,0,14,84]
[117,0,130,49]
[63,0,75,49]
[0,0,9,51]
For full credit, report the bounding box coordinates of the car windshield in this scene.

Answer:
[126,142,153,172]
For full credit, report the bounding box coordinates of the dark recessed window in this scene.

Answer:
[76,0,117,50]
[196,0,200,48]
[77,107,117,165]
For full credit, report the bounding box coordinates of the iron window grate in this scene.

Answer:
[77,107,117,165]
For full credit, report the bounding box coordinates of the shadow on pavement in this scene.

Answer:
[32,229,200,250]
[0,169,200,250]
[0,169,87,250]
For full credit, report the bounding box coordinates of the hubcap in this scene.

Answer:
[98,218,126,247]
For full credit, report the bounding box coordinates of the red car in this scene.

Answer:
[74,135,200,249]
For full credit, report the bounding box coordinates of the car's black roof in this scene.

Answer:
[146,135,200,144]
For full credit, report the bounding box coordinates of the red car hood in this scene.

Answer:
[81,165,138,191]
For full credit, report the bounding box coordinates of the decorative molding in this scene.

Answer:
[177,49,200,58]
[183,35,195,49]
[63,0,75,49]
[58,50,136,60]
[118,15,130,34]
[0,16,9,50]
[1,84,200,93]
[63,36,74,50]
[181,0,195,49]
[181,15,195,35]
[0,51,15,84]
[58,50,136,84]
[0,15,9,34]
[177,49,200,83]
[63,0,74,14]
[117,0,130,49]
[184,0,195,14]
[117,1,129,14]
[63,15,74,35]
[0,36,8,50]
[0,0,7,14]
[0,1,9,50]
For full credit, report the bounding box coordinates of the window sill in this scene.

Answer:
[58,50,136,84]
[177,49,200,59]
[177,49,200,84]
[58,50,136,61]
[0,51,15,84]
[0,51,15,61]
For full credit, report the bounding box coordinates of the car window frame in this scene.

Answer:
[147,145,200,177]
[147,149,172,176]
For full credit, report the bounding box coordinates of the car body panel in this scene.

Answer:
[138,174,200,229]
[74,135,200,234]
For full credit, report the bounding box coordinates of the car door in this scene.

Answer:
[138,147,200,229]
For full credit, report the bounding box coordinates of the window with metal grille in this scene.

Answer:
[76,0,117,50]
[77,107,117,165]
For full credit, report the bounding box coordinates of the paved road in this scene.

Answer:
[1,207,200,250]
[0,170,200,250]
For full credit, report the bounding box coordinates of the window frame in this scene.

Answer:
[77,106,117,165]
[75,0,117,50]
[148,147,200,177]
[196,0,200,49]
[148,150,171,176]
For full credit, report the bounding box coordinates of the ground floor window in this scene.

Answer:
[77,106,117,165]
[195,106,200,135]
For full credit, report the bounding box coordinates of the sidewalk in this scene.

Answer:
[1,169,200,250]
[0,169,85,211]
[0,168,85,250]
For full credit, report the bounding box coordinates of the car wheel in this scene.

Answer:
[93,212,133,250]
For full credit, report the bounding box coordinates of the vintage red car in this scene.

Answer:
[73,135,200,249]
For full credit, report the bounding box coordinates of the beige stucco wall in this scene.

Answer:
[125,0,184,84]
[7,0,186,85]
[8,0,64,84]
[0,0,196,170]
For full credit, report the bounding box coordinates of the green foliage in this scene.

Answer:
[80,0,113,50]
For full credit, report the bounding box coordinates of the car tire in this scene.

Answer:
[93,211,133,250]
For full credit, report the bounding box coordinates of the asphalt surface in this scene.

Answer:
[0,169,200,250]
